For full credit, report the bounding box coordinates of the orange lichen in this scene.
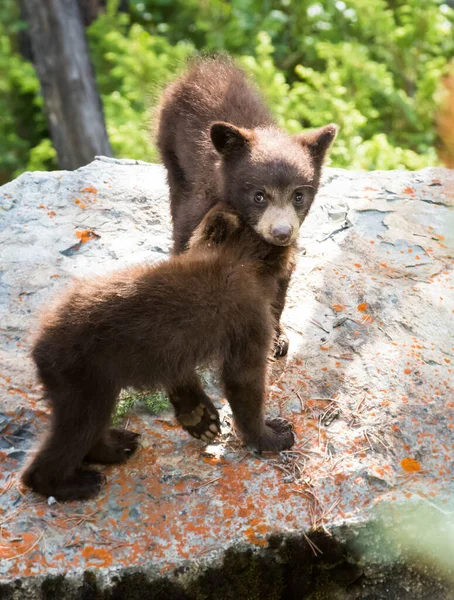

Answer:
[404,368,412,374]
[400,458,421,473]
[0,532,40,560]
[75,230,99,243]
[357,302,368,313]
[332,304,345,313]
[154,419,180,430]
[244,520,271,547]
[82,546,114,567]
[80,186,98,194]
[8,387,29,399]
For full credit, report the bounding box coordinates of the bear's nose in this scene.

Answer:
[271,224,293,244]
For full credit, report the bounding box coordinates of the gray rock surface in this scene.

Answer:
[0,157,453,598]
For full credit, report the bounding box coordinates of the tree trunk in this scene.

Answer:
[23,0,113,170]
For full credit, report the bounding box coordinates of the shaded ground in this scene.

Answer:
[0,159,453,598]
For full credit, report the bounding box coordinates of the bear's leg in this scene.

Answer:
[222,344,295,452]
[22,379,117,501]
[159,147,194,255]
[271,269,293,359]
[166,373,221,442]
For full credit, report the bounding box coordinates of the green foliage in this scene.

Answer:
[0,0,56,183]
[87,9,193,162]
[109,0,454,170]
[1,0,453,180]
[238,31,443,169]
[114,389,170,424]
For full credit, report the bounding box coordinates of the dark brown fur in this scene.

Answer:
[22,205,295,501]
[156,55,337,357]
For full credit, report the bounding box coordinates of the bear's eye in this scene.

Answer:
[293,190,305,205]
[254,191,266,205]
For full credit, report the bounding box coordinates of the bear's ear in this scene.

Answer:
[210,122,252,157]
[295,124,338,163]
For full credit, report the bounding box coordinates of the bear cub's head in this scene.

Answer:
[210,122,337,246]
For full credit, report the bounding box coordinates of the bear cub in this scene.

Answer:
[156,55,337,358]
[22,204,295,501]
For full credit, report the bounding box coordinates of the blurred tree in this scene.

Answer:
[1,0,453,181]
[22,0,112,170]
[437,68,454,167]
[86,5,193,162]
[0,0,51,184]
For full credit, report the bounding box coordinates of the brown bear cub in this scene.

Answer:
[22,204,295,501]
[156,55,337,358]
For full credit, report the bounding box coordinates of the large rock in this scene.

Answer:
[0,157,453,599]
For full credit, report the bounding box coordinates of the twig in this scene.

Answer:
[331,446,369,471]
[0,501,33,527]
[310,397,339,403]
[62,509,101,529]
[302,531,323,556]
[365,428,390,450]
[235,452,249,463]
[95,533,131,547]
[296,391,305,411]
[354,396,366,414]
[349,396,366,426]
[192,476,222,492]
[4,531,44,561]
[363,429,374,450]
[63,533,79,548]
[320,403,341,427]
[309,319,330,334]
[0,473,14,496]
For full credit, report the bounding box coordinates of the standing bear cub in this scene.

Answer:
[156,55,337,358]
[22,204,295,501]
